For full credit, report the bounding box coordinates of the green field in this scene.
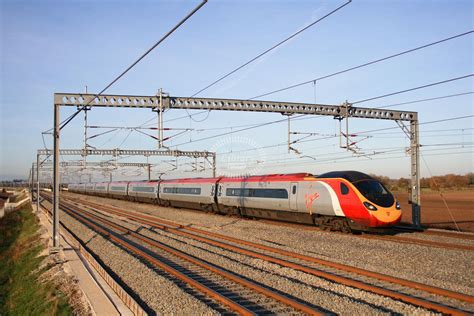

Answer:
[0,204,71,315]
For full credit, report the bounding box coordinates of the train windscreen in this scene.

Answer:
[353,180,394,207]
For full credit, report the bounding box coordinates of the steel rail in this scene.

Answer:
[359,234,474,251]
[255,218,473,251]
[40,195,254,315]
[422,230,474,241]
[37,201,147,316]
[61,199,323,315]
[63,196,473,314]
[69,195,474,304]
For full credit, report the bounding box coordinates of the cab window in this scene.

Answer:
[340,183,349,195]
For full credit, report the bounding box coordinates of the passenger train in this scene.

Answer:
[68,171,402,232]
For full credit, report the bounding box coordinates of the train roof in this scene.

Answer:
[219,173,313,183]
[161,177,220,184]
[316,171,374,183]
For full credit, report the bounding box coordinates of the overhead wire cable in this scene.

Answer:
[213,114,474,156]
[259,143,474,167]
[171,112,473,150]
[117,129,134,148]
[190,0,352,98]
[48,0,208,132]
[261,143,474,164]
[378,91,473,108]
[221,147,472,176]
[133,128,159,141]
[172,114,313,146]
[87,128,120,140]
[180,0,351,123]
[248,30,474,100]
[261,148,473,168]
[352,74,473,104]
[369,127,474,134]
[98,128,122,147]
[149,91,474,138]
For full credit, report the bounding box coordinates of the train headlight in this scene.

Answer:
[363,201,378,211]
[396,201,401,210]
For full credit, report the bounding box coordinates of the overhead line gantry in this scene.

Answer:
[48,92,420,249]
[36,143,216,249]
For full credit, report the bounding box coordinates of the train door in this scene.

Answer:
[290,182,298,211]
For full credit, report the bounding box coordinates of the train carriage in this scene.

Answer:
[76,183,86,194]
[217,173,313,223]
[85,183,95,195]
[71,183,86,193]
[159,178,217,211]
[72,170,402,232]
[128,181,159,203]
[94,182,109,197]
[108,182,128,199]
[67,184,76,192]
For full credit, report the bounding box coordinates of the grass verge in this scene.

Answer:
[0,204,72,315]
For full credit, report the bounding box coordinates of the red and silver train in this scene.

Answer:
[68,171,401,232]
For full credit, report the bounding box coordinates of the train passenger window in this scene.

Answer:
[132,186,155,193]
[111,186,125,191]
[292,185,297,194]
[225,188,288,199]
[163,187,201,195]
[340,183,349,195]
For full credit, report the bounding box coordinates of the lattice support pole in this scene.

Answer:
[36,154,40,213]
[30,163,34,200]
[410,119,421,228]
[52,103,60,250]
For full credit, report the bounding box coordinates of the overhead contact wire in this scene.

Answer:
[55,0,208,131]
[352,74,474,104]
[190,0,352,98]
[249,30,474,100]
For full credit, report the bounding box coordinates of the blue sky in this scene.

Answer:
[1,0,473,182]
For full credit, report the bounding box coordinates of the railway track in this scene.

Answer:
[53,193,474,315]
[245,214,474,251]
[41,194,323,315]
[421,229,474,241]
[358,234,474,251]
[64,192,474,251]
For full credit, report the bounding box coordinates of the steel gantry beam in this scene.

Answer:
[49,93,421,251]
[38,145,217,249]
[34,161,152,168]
[55,93,417,121]
[38,148,216,158]
[34,161,154,183]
